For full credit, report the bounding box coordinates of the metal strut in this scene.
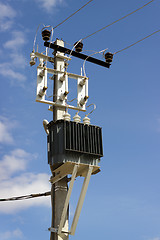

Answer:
[48,162,96,237]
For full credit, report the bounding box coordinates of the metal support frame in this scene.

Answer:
[49,162,96,237]
[70,165,93,235]
[35,58,88,112]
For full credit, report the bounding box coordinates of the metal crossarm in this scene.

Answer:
[44,42,110,68]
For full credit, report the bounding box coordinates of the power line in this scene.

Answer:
[0,191,51,202]
[114,29,160,54]
[82,0,155,41]
[53,0,94,30]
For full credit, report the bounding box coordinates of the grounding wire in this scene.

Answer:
[0,191,51,202]
[114,28,160,54]
[81,0,155,41]
[53,0,94,30]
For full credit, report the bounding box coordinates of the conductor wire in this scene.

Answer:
[86,104,96,117]
[82,0,155,41]
[83,48,108,76]
[114,29,160,54]
[0,192,51,202]
[53,0,93,30]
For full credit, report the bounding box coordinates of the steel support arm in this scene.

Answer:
[44,42,110,68]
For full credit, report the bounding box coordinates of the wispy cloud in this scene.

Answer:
[0,148,50,214]
[0,2,16,31]
[35,0,64,12]
[4,31,26,51]
[0,63,26,84]
[0,228,23,240]
[0,116,17,144]
[0,149,29,180]
[0,31,27,86]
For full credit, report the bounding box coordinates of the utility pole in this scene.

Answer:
[50,39,69,240]
[30,28,105,240]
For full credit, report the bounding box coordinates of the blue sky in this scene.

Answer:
[0,0,160,240]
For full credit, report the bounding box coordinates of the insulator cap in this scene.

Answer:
[105,52,113,63]
[74,41,83,53]
[73,113,81,123]
[42,29,51,42]
[63,112,71,121]
[83,116,90,125]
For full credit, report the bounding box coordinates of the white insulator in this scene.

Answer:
[39,70,44,78]
[39,58,43,67]
[59,91,68,101]
[30,52,36,66]
[79,78,86,86]
[43,119,49,135]
[83,116,90,125]
[63,112,71,121]
[60,75,65,82]
[38,88,46,97]
[73,113,81,123]
[80,97,86,106]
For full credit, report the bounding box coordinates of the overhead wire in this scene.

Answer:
[114,29,160,54]
[53,0,94,30]
[0,191,51,202]
[83,48,108,76]
[81,0,155,41]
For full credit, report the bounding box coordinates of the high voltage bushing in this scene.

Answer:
[105,52,114,63]
[74,41,83,52]
[41,29,51,42]
[47,120,103,166]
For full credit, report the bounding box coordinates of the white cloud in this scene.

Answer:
[0,2,16,31]
[35,0,64,12]
[0,63,26,84]
[0,228,23,240]
[0,149,29,180]
[0,149,50,214]
[0,31,27,86]
[10,53,27,68]
[0,116,16,144]
[4,31,26,51]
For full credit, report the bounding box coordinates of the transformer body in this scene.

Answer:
[47,120,103,166]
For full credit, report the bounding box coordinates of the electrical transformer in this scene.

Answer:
[47,120,103,166]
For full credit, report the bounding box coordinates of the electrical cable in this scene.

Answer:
[81,0,155,41]
[83,48,108,76]
[53,0,94,30]
[33,23,45,51]
[0,191,51,202]
[33,24,53,52]
[114,28,160,54]
[86,103,96,117]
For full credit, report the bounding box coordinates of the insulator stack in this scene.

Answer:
[74,41,83,52]
[42,29,51,42]
[105,52,113,63]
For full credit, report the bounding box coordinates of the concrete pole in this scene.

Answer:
[50,39,69,240]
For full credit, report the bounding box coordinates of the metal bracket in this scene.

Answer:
[49,162,99,236]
